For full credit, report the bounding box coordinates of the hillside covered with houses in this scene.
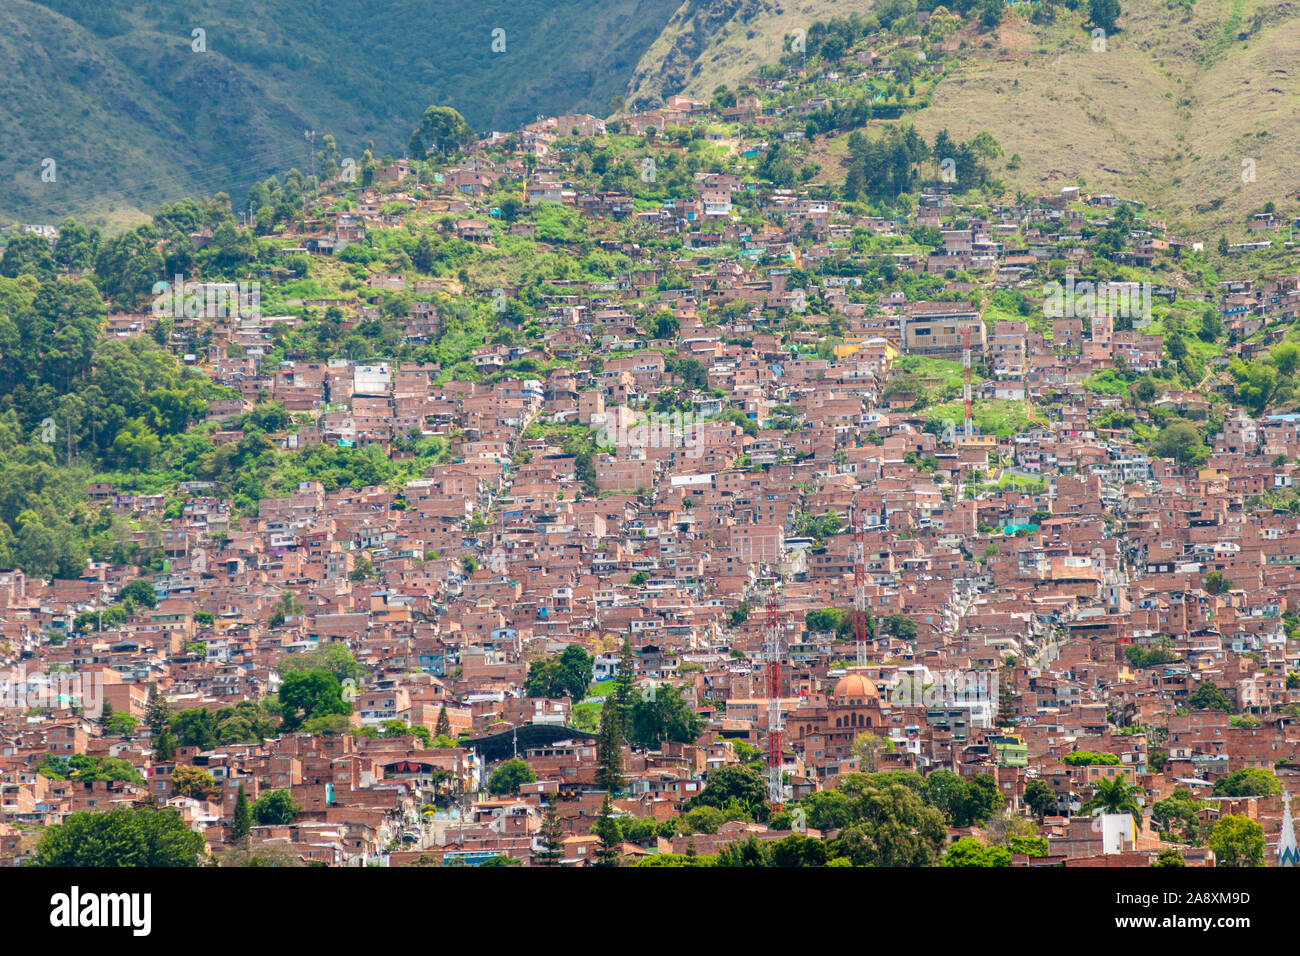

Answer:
[4,1,1300,870]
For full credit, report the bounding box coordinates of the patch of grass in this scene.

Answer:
[1085,369,1134,397]
[928,399,1046,437]
[571,701,601,733]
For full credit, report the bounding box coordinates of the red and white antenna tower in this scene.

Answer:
[853,503,868,667]
[962,326,974,439]
[764,585,783,808]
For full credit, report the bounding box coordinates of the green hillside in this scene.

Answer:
[625,0,873,109]
[6,0,1300,238]
[1,0,680,226]
[627,0,1300,236]
[903,0,1300,235]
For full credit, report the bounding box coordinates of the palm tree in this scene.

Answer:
[1081,776,1140,817]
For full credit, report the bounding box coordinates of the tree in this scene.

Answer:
[765,833,828,867]
[145,683,170,738]
[1273,341,1300,377]
[34,805,205,866]
[536,803,564,866]
[1080,776,1140,817]
[172,707,218,750]
[435,704,452,739]
[1126,644,1179,669]
[944,836,1011,867]
[170,765,218,800]
[1089,0,1121,33]
[412,234,437,273]
[409,105,474,158]
[686,764,770,822]
[824,777,947,866]
[612,640,636,733]
[1189,679,1233,714]
[523,645,593,700]
[277,669,351,731]
[819,33,847,60]
[798,789,856,832]
[1063,751,1120,767]
[595,702,624,793]
[153,728,176,761]
[980,0,1003,28]
[591,794,622,866]
[648,308,679,341]
[231,784,252,842]
[880,613,917,642]
[923,770,1002,827]
[1199,308,1225,343]
[1207,814,1265,867]
[219,843,304,867]
[487,758,536,796]
[104,712,139,736]
[1154,790,1201,842]
[1212,767,1281,798]
[36,753,144,785]
[556,645,594,698]
[681,805,726,834]
[0,232,57,279]
[1154,847,1186,867]
[1231,358,1279,414]
[1152,421,1208,467]
[715,834,771,867]
[269,589,303,627]
[117,578,158,609]
[380,720,432,746]
[805,608,849,634]
[277,644,362,685]
[1023,779,1057,820]
[626,683,704,749]
[252,789,301,826]
[851,732,894,773]
[1204,570,1233,595]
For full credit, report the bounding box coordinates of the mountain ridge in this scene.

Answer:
[6,0,1300,237]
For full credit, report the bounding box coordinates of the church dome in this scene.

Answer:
[832,672,879,701]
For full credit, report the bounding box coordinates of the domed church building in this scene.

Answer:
[788,670,890,775]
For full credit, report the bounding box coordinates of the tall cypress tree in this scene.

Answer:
[435,704,452,739]
[154,728,177,761]
[145,684,170,739]
[536,803,564,866]
[595,702,624,794]
[612,640,636,736]
[591,794,621,867]
[232,784,252,842]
